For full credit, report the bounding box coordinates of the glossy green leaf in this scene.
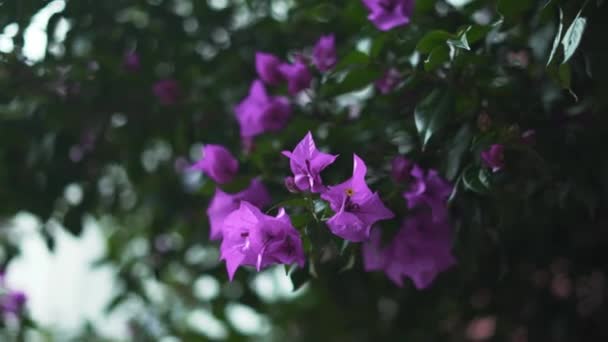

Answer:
[547,8,564,66]
[424,44,450,71]
[417,30,454,53]
[414,89,453,148]
[561,16,587,64]
[445,124,473,181]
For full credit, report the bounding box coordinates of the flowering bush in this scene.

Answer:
[1,0,608,340]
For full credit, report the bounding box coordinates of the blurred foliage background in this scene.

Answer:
[2,0,608,340]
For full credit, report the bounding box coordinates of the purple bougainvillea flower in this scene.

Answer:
[206,178,271,241]
[123,51,140,72]
[235,80,291,139]
[403,165,453,222]
[220,201,306,280]
[375,68,401,94]
[481,144,505,173]
[391,155,413,183]
[363,213,456,289]
[362,0,414,31]
[190,144,239,184]
[278,58,312,95]
[282,132,338,193]
[256,52,284,85]
[153,79,180,105]
[321,155,394,242]
[312,34,337,72]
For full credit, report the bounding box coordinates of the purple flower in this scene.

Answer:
[403,165,453,222]
[321,155,394,242]
[282,132,338,193]
[312,34,337,72]
[481,144,505,173]
[375,68,401,94]
[206,178,271,241]
[278,58,312,95]
[363,213,456,289]
[0,291,27,316]
[362,0,414,31]
[123,52,140,72]
[235,80,291,139]
[190,144,239,184]
[391,155,413,183]
[0,273,27,316]
[153,79,181,105]
[256,52,284,85]
[220,201,306,280]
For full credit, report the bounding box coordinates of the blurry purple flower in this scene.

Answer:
[391,155,413,183]
[153,79,180,105]
[466,316,497,341]
[375,68,401,94]
[282,132,338,193]
[220,201,306,280]
[190,144,239,184]
[551,273,572,299]
[321,155,394,242]
[0,273,27,317]
[0,291,27,316]
[481,144,505,173]
[521,129,536,145]
[256,52,284,85]
[235,80,291,139]
[362,213,456,289]
[206,178,271,241]
[362,0,414,31]
[403,165,453,222]
[312,34,337,72]
[124,52,140,72]
[278,58,312,95]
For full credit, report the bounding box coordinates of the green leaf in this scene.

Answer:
[462,165,490,194]
[339,240,350,256]
[414,89,453,148]
[424,45,450,71]
[289,266,310,291]
[448,27,471,51]
[417,30,454,53]
[547,8,564,66]
[478,168,491,189]
[338,252,356,273]
[322,68,380,97]
[445,124,473,181]
[498,0,533,26]
[333,50,370,71]
[561,16,587,64]
[370,34,387,58]
[558,63,578,100]
[465,25,492,44]
[558,63,571,89]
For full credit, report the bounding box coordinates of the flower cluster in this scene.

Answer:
[362,157,456,288]
[235,35,337,141]
[283,133,395,242]
[188,27,457,288]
